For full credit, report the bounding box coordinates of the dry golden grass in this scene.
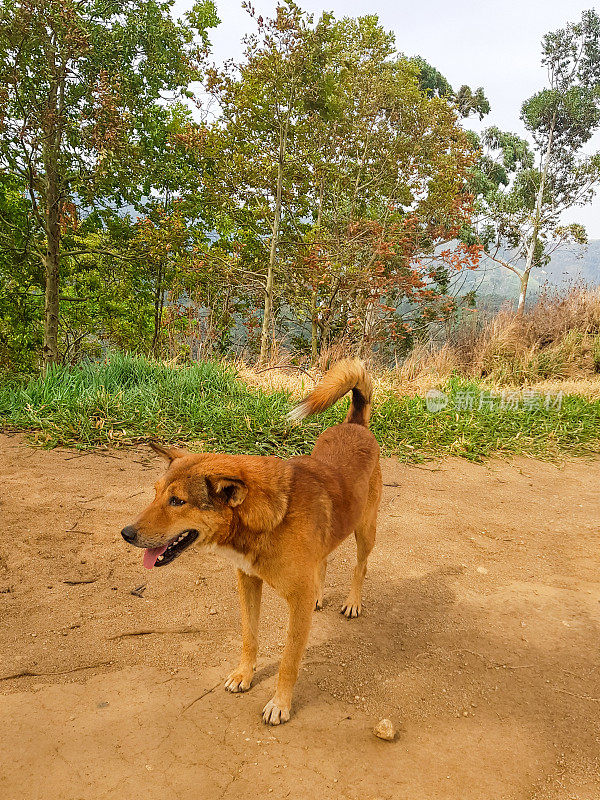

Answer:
[525,377,600,401]
[235,363,317,399]
[237,360,600,401]
[236,286,600,400]
[388,285,600,391]
[460,286,600,385]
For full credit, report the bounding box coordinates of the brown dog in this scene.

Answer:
[121,359,382,724]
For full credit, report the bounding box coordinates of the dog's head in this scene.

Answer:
[121,443,289,569]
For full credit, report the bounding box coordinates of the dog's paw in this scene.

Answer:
[262,697,291,725]
[341,601,362,619]
[224,668,253,693]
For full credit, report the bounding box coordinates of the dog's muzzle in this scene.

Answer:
[121,525,138,544]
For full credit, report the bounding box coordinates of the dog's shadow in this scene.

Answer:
[246,564,460,694]
[251,662,280,687]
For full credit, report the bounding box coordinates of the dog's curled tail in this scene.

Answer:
[287,359,373,427]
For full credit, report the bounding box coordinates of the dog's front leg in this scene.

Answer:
[225,569,263,693]
[262,588,314,725]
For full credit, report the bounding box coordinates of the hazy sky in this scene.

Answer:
[174,0,600,238]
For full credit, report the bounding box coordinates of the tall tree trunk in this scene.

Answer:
[41,48,66,370]
[151,261,164,356]
[310,288,318,362]
[259,244,276,365]
[259,112,290,366]
[42,156,61,370]
[359,293,377,359]
[517,113,556,315]
[517,271,530,315]
[151,185,170,356]
[259,163,283,365]
[310,178,325,364]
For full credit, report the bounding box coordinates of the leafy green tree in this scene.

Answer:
[412,57,490,120]
[285,16,481,359]
[470,10,600,312]
[207,1,341,364]
[0,0,218,368]
[208,7,482,363]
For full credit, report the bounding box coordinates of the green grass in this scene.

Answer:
[1,353,600,462]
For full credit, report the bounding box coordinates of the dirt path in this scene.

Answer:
[1,434,600,800]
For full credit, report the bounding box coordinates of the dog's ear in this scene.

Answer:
[206,475,248,508]
[149,442,188,464]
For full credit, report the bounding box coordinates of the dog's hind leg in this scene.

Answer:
[341,519,376,619]
[225,570,263,693]
[315,558,327,610]
[342,462,381,619]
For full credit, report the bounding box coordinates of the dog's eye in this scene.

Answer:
[169,496,186,507]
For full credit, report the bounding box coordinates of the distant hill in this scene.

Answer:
[540,240,600,286]
[451,240,600,311]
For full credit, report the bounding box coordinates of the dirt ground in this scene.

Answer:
[1,434,600,800]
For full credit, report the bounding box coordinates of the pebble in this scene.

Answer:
[373,718,396,741]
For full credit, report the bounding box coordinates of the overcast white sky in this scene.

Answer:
[174,0,600,238]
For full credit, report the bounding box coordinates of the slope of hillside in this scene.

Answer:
[542,241,600,286]
[452,241,600,310]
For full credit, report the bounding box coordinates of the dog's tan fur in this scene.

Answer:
[121,359,382,724]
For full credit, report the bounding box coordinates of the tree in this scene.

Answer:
[128,101,222,356]
[283,16,481,360]
[412,57,490,120]
[207,1,330,364]
[470,10,600,312]
[208,7,483,363]
[0,0,218,368]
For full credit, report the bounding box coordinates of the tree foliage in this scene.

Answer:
[469,10,600,311]
[205,5,482,362]
[0,0,218,367]
[3,2,599,372]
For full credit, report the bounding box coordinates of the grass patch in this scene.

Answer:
[0,354,334,456]
[1,354,600,461]
[372,378,600,461]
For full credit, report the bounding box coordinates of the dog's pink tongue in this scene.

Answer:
[143,545,168,569]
